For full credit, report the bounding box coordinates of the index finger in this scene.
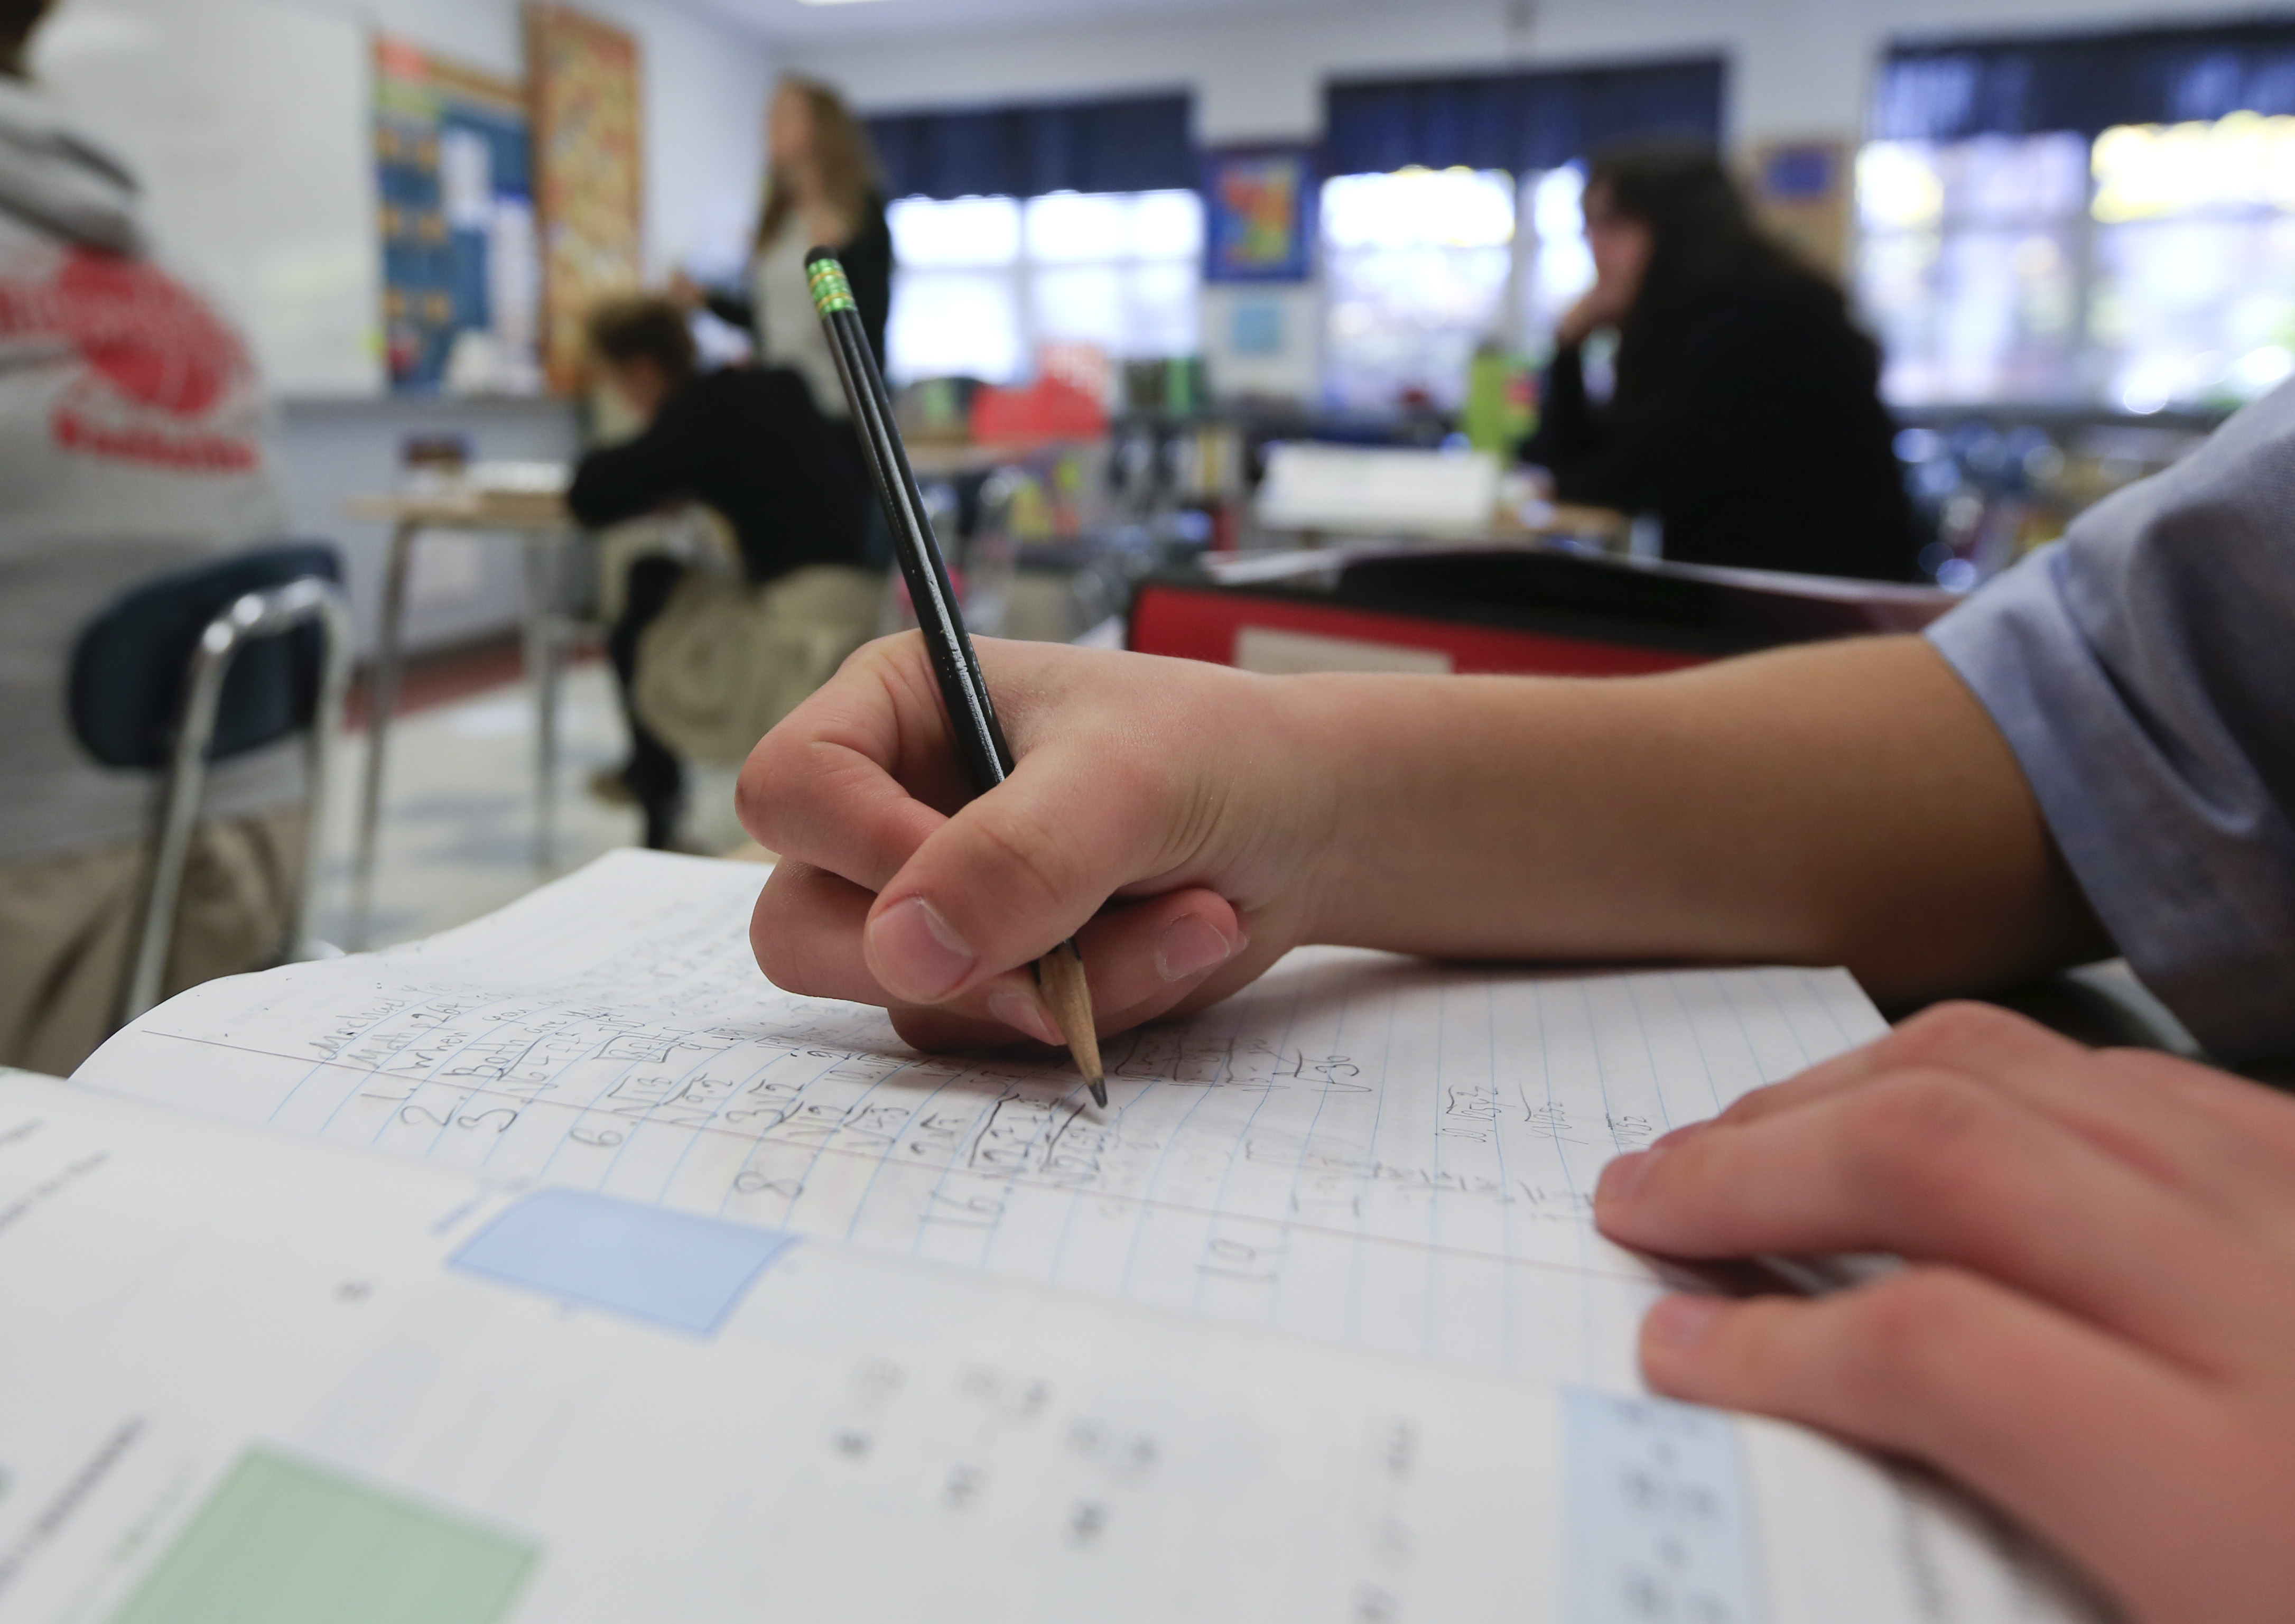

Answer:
[737,635,965,894]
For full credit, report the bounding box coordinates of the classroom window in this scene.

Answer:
[1321,167,1513,414]
[1854,113,2295,412]
[1320,165,1596,414]
[885,189,1203,385]
[1521,165,1597,346]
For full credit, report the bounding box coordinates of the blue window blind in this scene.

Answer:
[1324,56,1726,178]
[1875,20,2295,142]
[868,92,1194,201]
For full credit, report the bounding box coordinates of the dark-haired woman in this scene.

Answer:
[1522,147,1924,581]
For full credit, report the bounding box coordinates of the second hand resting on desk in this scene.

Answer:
[805,248,1106,1107]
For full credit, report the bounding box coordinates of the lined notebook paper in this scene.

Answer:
[0,1071,2102,1623]
[77,850,1889,1391]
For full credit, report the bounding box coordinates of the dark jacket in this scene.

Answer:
[566,367,874,584]
[704,193,893,368]
[1522,272,1925,581]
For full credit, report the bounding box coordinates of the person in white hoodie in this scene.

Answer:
[0,0,303,1073]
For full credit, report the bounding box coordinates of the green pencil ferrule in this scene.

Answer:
[807,258,857,317]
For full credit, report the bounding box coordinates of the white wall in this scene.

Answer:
[788,0,2262,406]
[787,0,2269,146]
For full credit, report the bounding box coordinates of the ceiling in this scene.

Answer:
[688,0,1370,52]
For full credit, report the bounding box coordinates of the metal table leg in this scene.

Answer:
[521,531,564,874]
[351,520,416,949]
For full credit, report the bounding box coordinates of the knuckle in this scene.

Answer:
[735,739,821,848]
[747,908,809,995]
[1829,1268,1982,1416]
[1839,1071,2001,1210]
[1884,1000,2029,1067]
[747,868,809,978]
[965,795,1090,916]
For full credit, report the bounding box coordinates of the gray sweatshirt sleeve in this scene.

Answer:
[1926,382,2295,1062]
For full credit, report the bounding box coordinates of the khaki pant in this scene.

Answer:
[0,807,305,1076]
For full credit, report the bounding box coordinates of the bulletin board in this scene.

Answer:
[374,38,541,395]
[527,5,645,395]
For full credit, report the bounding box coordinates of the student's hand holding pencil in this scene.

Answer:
[740,627,2098,1052]
[737,634,1325,1052]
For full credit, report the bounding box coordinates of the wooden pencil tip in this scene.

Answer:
[1036,940,1104,1107]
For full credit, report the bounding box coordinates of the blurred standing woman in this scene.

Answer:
[1522,147,1924,581]
[682,77,893,399]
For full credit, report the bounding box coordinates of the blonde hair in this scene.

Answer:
[757,77,880,252]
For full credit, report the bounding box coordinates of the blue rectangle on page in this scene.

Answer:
[1563,1388,1762,1624]
[451,1190,796,1336]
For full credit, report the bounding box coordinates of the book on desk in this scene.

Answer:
[2,851,2103,1622]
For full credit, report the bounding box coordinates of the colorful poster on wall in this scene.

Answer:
[374,37,541,395]
[527,4,644,395]
[1203,146,1317,283]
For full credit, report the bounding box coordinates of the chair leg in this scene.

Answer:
[119,614,237,1026]
[290,588,356,961]
[116,578,357,1028]
[352,522,416,950]
[522,531,565,874]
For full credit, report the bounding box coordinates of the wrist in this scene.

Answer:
[1267,674,1419,949]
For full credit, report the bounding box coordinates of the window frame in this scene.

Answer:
[885,188,1204,387]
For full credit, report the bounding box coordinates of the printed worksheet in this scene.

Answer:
[0,1072,2102,1624]
[76,851,1890,1390]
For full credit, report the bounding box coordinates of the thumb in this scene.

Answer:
[859,746,1183,1005]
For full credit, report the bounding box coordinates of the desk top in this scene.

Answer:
[346,490,572,530]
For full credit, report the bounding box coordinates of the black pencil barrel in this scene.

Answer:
[807,248,1014,793]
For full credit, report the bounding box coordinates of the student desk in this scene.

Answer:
[341,488,578,948]
[1128,540,1956,677]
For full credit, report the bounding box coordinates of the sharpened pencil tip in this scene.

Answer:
[1035,940,1103,1106]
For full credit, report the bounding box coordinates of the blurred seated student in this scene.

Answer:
[736,374,2295,1621]
[0,0,304,1074]
[566,295,873,851]
[1522,145,1925,581]
[671,76,891,402]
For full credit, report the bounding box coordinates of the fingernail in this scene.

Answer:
[1596,1148,1655,1204]
[987,990,1062,1047]
[867,896,976,1001]
[1156,914,1236,982]
[1644,1294,1727,1351]
[1651,1120,1708,1151]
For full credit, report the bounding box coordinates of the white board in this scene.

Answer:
[30,0,384,396]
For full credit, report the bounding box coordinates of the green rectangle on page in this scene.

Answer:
[109,1449,535,1624]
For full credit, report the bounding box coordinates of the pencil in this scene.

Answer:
[806,247,1108,1109]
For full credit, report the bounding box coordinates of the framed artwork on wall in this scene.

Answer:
[527,4,644,395]
[1203,145,1317,283]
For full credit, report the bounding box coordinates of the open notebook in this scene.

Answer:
[2,850,2103,1622]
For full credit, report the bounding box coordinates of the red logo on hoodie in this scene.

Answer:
[0,245,262,471]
